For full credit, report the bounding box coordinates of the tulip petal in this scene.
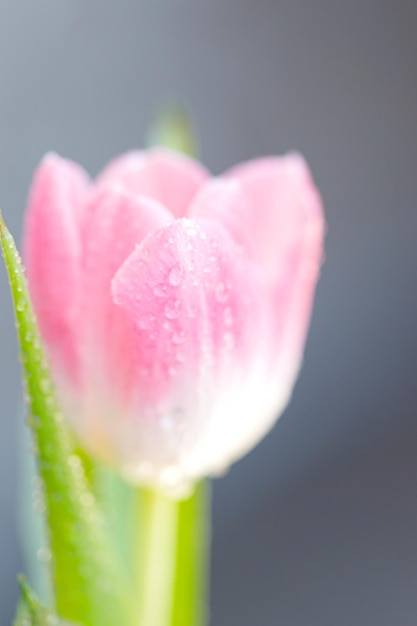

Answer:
[192,154,325,390]
[226,154,325,379]
[80,186,174,456]
[96,148,209,218]
[111,218,273,494]
[189,177,254,257]
[23,153,90,386]
[193,154,323,284]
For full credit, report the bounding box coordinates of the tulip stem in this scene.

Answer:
[134,481,210,626]
[136,488,178,626]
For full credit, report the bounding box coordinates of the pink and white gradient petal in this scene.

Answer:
[111,218,272,495]
[79,186,174,458]
[189,155,325,451]
[228,155,325,385]
[23,153,90,387]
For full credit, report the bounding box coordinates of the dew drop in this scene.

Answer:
[172,330,184,344]
[185,225,198,237]
[31,476,42,489]
[164,300,180,319]
[37,547,51,563]
[39,378,51,394]
[215,281,228,303]
[153,283,168,297]
[139,314,156,330]
[32,489,45,513]
[169,264,183,286]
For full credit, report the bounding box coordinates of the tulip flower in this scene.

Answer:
[23,148,324,497]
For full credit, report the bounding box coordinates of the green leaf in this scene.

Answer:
[147,106,199,157]
[14,576,77,626]
[0,214,133,626]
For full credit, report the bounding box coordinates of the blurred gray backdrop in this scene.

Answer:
[1,1,417,624]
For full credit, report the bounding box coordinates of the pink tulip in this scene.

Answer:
[23,148,324,496]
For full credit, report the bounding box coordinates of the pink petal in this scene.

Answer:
[229,154,325,380]
[189,178,254,254]
[79,186,174,448]
[96,148,209,218]
[110,218,270,493]
[191,154,325,421]
[23,153,90,387]
[192,155,324,279]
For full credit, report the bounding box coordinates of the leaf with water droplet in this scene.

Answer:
[0,213,134,625]
[14,576,78,626]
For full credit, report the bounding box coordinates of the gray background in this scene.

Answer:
[1,1,417,624]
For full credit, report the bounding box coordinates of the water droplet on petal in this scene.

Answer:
[215,281,228,303]
[164,300,181,319]
[139,314,156,330]
[169,264,183,286]
[172,330,184,344]
[153,283,168,297]
[185,225,198,237]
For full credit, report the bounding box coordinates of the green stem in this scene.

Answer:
[134,481,210,626]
